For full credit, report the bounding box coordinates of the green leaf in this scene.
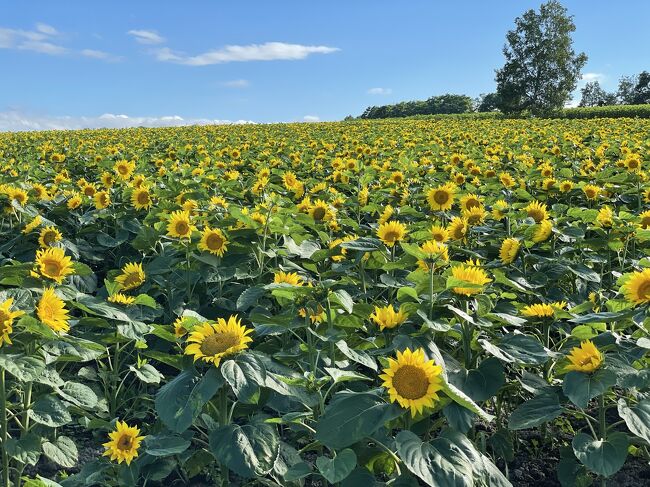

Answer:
[221,354,266,404]
[617,398,650,445]
[480,333,549,365]
[29,395,72,427]
[209,422,280,478]
[570,309,636,324]
[451,357,505,402]
[42,436,78,468]
[316,448,357,483]
[0,354,45,382]
[572,432,628,477]
[568,263,600,283]
[341,237,382,251]
[335,340,377,371]
[129,363,164,384]
[508,390,563,430]
[5,433,41,465]
[562,369,616,409]
[324,367,370,384]
[155,368,223,433]
[56,382,98,409]
[441,377,494,422]
[331,289,354,313]
[144,433,191,456]
[236,286,265,311]
[315,391,402,449]
[395,430,473,487]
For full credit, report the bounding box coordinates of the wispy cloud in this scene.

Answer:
[581,72,605,83]
[152,41,339,66]
[0,110,255,132]
[80,49,122,62]
[128,29,165,45]
[303,115,320,122]
[367,87,392,95]
[35,23,59,36]
[222,79,250,88]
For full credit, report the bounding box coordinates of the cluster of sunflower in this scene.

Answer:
[0,117,648,486]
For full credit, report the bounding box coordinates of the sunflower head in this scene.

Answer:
[34,247,75,284]
[462,206,487,226]
[525,201,548,223]
[450,262,491,296]
[377,220,408,247]
[37,288,70,333]
[108,293,136,306]
[38,226,63,248]
[430,224,449,243]
[565,340,603,373]
[131,187,153,210]
[583,184,600,200]
[370,305,408,331]
[273,271,305,286]
[103,421,145,465]
[596,206,614,228]
[185,316,253,367]
[167,210,195,239]
[521,303,555,319]
[418,240,449,270]
[499,238,520,264]
[115,262,145,291]
[532,219,553,243]
[309,199,332,222]
[198,227,229,256]
[621,268,650,305]
[379,348,443,417]
[427,184,456,211]
[447,216,469,241]
[0,298,24,347]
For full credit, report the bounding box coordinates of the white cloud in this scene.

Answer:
[153,42,339,66]
[0,110,255,132]
[222,79,250,88]
[0,24,66,54]
[128,29,165,45]
[581,72,605,83]
[80,49,122,62]
[367,87,392,95]
[35,23,59,36]
[303,115,320,122]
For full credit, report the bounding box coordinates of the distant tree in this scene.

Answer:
[426,94,474,114]
[358,93,473,119]
[617,76,637,105]
[495,0,587,114]
[476,93,502,112]
[632,71,650,104]
[578,81,616,107]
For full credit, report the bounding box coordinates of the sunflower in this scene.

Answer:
[379,348,443,417]
[37,288,70,333]
[450,262,491,296]
[34,247,75,283]
[559,180,574,193]
[447,216,469,241]
[462,206,487,226]
[623,154,642,172]
[583,184,600,200]
[23,215,42,234]
[273,271,305,286]
[430,224,449,243]
[377,220,407,247]
[460,193,483,211]
[173,316,192,337]
[520,303,555,318]
[167,210,195,239]
[108,293,136,306]
[329,235,356,262]
[131,187,153,210]
[621,268,650,305]
[596,206,613,228]
[499,172,516,188]
[417,240,449,271]
[82,183,96,197]
[491,200,508,220]
[67,193,82,209]
[370,305,408,331]
[114,160,136,180]
[525,201,548,223]
[499,238,520,264]
[298,305,325,324]
[0,298,24,347]
[390,171,404,184]
[38,226,63,248]
[115,262,145,291]
[185,316,253,367]
[378,205,394,225]
[639,210,650,229]
[102,421,145,465]
[532,219,553,243]
[426,184,456,211]
[565,340,603,373]
[198,227,229,256]
[309,199,333,222]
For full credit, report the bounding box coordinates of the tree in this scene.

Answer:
[476,93,502,112]
[495,0,587,114]
[617,75,636,104]
[578,81,616,107]
[632,71,650,104]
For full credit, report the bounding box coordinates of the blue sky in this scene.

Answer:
[1,0,648,130]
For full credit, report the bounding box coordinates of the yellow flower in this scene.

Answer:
[167,210,195,239]
[491,200,508,220]
[462,206,487,226]
[273,271,305,286]
[532,219,553,243]
[115,262,146,291]
[417,240,449,270]
[379,348,443,417]
[37,288,70,333]
[499,238,520,264]
[38,226,63,247]
[23,215,42,234]
[520,303,555,318]
[639,210,650,229]
[108,293,136,306]
[430,224,449,243]
[499,172,516,188]
[67,193,82,209]
[459,193,483,212]
[131,187,153,210]
[565,340,603,373]
[173,316,192,337]
[329,235,356,262]
[0,298,24,347]
[185,316,253,367]
[102,421,145,465]
[377,220,408,247]
[94,190,110,209]
[621,268,650,305]
[370,305,408,331]
[378,205,394,225]
[198,227,229,256]
[447,216,468,241]
[583,184,600,200]
[596,206,614,228]
[309,199,333,222]
[525,201,548,223]
[559,180,574,193]
[450,262,491,296]
[114,160,136,180]
[34,247,75,284]
[427,183,456,211]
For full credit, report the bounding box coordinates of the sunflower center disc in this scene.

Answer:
[200,332,239,356]
[175,222,189,235]
[117,434,133,450]
[637,281,650,300]
[383,231,399,243]
[392,364,429,400]
[433,191,448,204]
[122,273,141,288]
[44,260,62,277]
[206,234,224,250]
[312,207,326,220]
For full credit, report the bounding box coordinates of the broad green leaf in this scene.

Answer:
[441,377,494,422]
[508,390,563,430]
[129,363,163,384]
[617,398,650,445]
[42,436,78,468]
[335,340,377,370]
[221,354,266,404]
[316,449,357,483]
[572,432,628,477]
[562,369,616,409]
[0,354,45,382]
[29,395,72,427]
[144,433,191,456]
[450,357,504,402]
[5,433,41,465]
[56,382,98,409]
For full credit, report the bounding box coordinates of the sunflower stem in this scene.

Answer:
[218,388,230,486]
[1,369,10,487]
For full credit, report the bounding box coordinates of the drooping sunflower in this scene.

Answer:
[377,220,408,247]
[273,271,305,286]
[520,303,555,318]
[426,183,456,211]
[417,240,449,271]
[565,340,603,373]
[0,298,24,347]
[450,261,491,296]
[532,219,553,243]
[167,210,195,239]
[108,293,136,306]
[639,210,650,229]
[198,227,229,256]
[37,288,70,333]
[378,205,394,225]
[185,316,253,367]
[102,421,145,465]
[370,305,408,331]
[596,206,614,228]
[525,201,548,223]
[447,216,469,241]
[115,262,145,291]
[23,215,42,234]
[499,238,520,264]
[131,187,153,210]
[379,348,443,417]
[462,206,487,226]
[491,200,508,220]
[38,226,63,247]
[34,247,75,284]
[621,268,650,305]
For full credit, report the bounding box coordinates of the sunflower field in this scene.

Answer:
[0,117,649,487]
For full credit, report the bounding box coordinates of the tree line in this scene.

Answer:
[355,1,648,119]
